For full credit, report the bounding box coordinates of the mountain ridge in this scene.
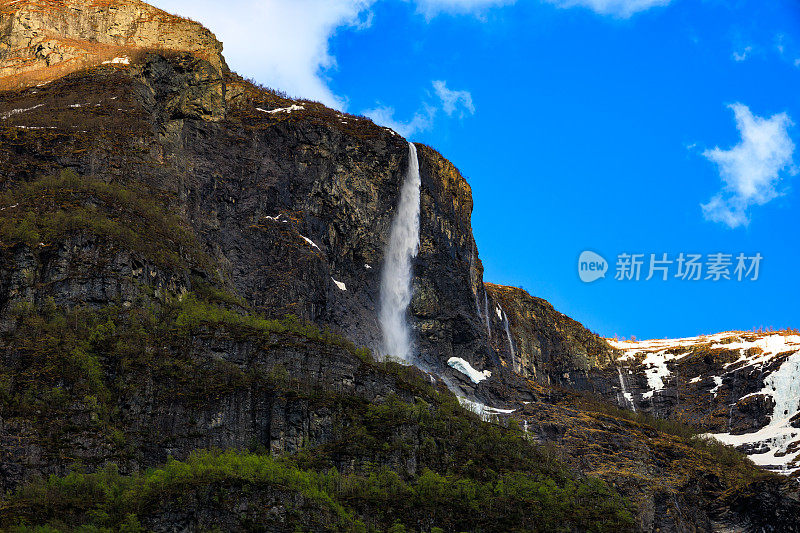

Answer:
[0,0,227,90]
[0,0,798,530]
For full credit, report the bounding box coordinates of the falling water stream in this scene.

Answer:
[377,143,520,421]
[617,367,636,412]
[379,142,421,363]
[501,308,517,372]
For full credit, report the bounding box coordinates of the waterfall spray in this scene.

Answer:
[379,142,422,363]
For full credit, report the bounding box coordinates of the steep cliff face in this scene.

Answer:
[1,1,799,531]
[0,0,227,90]
[485,283,616,382]
[0,47,504,400]
[602,332,800,475]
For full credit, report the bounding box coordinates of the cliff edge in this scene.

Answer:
[0,0,226,90]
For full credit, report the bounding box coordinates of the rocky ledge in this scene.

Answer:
[0,0,227,90]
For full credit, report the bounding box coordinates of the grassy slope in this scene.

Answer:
[0,294,635,532]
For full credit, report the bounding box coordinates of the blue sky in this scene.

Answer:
[152,0,800,340]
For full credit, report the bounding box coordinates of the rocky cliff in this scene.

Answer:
[0,39,505,402]
[0,0,798,531]
[485,283,616,382]
[597,332,800,475]
[0,0,227,89]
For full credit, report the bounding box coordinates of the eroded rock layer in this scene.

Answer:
[0,0,227,90]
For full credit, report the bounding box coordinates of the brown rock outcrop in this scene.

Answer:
[0,0,226,89]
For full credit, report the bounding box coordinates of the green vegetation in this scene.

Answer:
[3,447,633,533]
[0,296,635,532]
[0,169,206,269]
[0,291,381,422]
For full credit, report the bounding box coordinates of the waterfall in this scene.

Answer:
[501,308,516,372]
[617,367,636,412]
[727,404,734,432]
[483,290,491,338]
[379,142,422,363]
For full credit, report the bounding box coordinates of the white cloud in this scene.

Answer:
[150,0,375,109]
[775,34,786,55]
[701,104,795,228]
[432,80,475,117]
[546,0,670,17]
[732,46,752,62]
[365,80,474,137]
[147,0,671,113]
[363,104,437,137]
[413,0,515,16]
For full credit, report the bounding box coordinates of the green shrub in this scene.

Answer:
[0,169,206,269]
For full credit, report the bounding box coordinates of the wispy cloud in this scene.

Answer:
[363,104,437,137]
[413,0,515,17]
[365,80,475,137]
[545,0,671,17]
[433,80,475,117]
[701,104,795,229]
[732,46,752,62]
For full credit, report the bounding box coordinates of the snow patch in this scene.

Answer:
[615,332,800,474]
[331,278,346,291]
[457,397,515,421]
[299,235,320,250]
[447,357,491,384]
[1,104,44,120]
[102,56,130,65]
[611,332,800,402]
[617,367,636,411]
[710,376,723,396]
[707,350,800,473]
[264,214,288,223]
[257,105,304,114]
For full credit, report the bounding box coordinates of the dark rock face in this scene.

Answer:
[0,234,188,321]
[140,482,348,533]
[1,2,799,530]
[582,334,800,474]
[0,51,501,397]
[0,322,433,494]
[0,39,511,488]
[484,282,617,384]
[715,478,800,532]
